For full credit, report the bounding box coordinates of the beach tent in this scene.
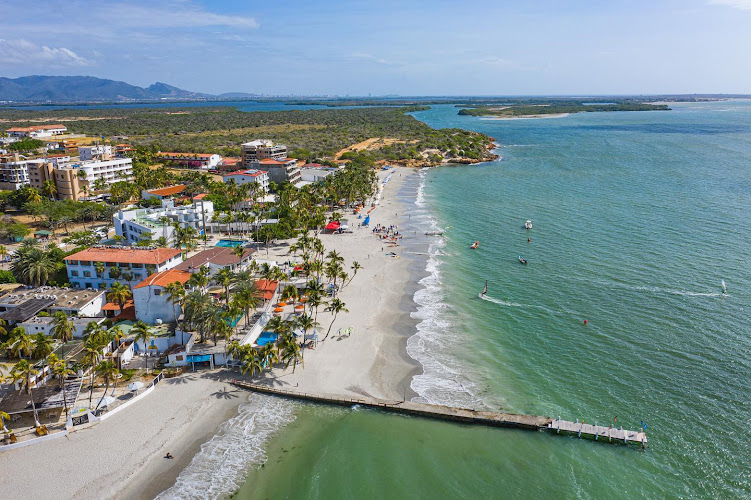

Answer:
[363,215,370,226]
[325,221,341,231]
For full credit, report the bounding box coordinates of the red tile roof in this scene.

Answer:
[223,169,268,177]
[134,269,192,289]
[64,247,182,265]
[176,247,255,270]
[259,158,295,165]
[192,193,208,200]
[146,184,187,197]
[255,279,278,300]
[157,152,215,159]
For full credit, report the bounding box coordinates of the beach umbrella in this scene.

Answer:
[98,395,116,407]
[278,302,288,307]
[295,305,304,310]
[273,307,284,313]
[128,381,145,392]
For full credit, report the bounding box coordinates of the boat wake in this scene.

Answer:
[156,394,296,500]
[478,294,526,308]
[580,277,726,299]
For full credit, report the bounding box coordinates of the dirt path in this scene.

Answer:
[334,137,412,159]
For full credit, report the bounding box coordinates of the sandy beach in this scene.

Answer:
[0,166,427,499]
[479,112,570,120]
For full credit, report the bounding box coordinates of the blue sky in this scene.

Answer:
[1,0,750,95]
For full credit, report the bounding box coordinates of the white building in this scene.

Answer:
[5,124,67,138]
[156,152,222,169]
[68,156,134,186]
[132,268,192,324]
[0,157,44,190]
[78,145,112,161]
[20,316,106,339]
[250,158,302,186]
[300,166,337,183]
[241,140,287,164]
[64,246,184,290]
[0,287,107,323]
[114,197,214,245]
[222,169,270,192]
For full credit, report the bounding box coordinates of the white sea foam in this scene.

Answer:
[156,394,296,500]
[407,172,484,410]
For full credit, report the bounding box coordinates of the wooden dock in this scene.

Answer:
[548,418,647,446]
[230,381,647,447]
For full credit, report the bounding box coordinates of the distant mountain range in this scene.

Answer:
[0,75,259,103]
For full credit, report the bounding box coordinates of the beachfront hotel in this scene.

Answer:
[222,169,270,191]
[64,246,183,290]
[113,196,214,245]
[240,139,287,163]
[27,153,134,201]
[4,124,67,138]
[156,151,222,169]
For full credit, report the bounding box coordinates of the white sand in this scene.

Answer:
[0,373,247,500]
[0,167,424,499]
[254,167,421,401]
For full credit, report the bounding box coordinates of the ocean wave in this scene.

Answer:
[155,394,296,500]
[407,172,484,410]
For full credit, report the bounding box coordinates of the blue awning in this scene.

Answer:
[187,354,212,362]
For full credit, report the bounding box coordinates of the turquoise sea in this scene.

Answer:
[162,101,751,499]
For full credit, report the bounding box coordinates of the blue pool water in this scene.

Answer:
[215,239,247,248]
[256,332,278,346]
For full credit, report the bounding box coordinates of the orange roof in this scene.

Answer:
[6,124,66,132]
[146,184,186,197]
[64,247,182,265]
[255,279,277,300]
[157,152,214,159]
[134,269,192,289]
[192,193,208,200]
[223,169,268,177]
[259,158,295,165]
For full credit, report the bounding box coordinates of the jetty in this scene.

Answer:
[230,381,647,447]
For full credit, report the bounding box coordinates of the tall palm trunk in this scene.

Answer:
[96,378,110,411]
[323,312,339,341]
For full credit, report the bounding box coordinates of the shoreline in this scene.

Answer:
[479,113,570,120]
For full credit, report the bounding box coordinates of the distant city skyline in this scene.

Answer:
[2,0,750,96]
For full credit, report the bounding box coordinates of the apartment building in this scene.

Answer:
[5,124,67,138]
[222,169,270,192]
[114,197,214,245]
[78,145,111,161]
[64,246,183,290]
[241,140,287,165]
[0,155,44,190]
[28,156,133,201]
[132,268,192,324]
[251,158,302,186]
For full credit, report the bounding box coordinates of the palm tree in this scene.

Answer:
[94,361,119,411]
[214,268,234,307]
[6,328,34,359]
[164,281,186,326]
[42,179,57,200]
[131,321,153,373]
[279,333,304,373]
[48,353,74,419]
[0,409,10,434]
[240,350,264,377]
[10,242,56,286]
[81,335,106,408]
[52,311,75,359]
[106,281,132,315]
[348,261,362,285]
[0,245,7,262]
[186,266,210,292]
[94,261,105,277]
[295,313,320,342]
[323,299,348,341]
[32,333,55,359]
[10,359,41,426]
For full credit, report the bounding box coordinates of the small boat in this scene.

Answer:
[481,280,488,296]
[722,280,727,294]
[524,220,533,230]
[518,255,527,264]
[470,241,479,249]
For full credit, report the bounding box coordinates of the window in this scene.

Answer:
[71,270,79,277]
[83,271,91,277]
[154,289,162,296]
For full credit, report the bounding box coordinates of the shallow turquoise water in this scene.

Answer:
[180,101,751,499]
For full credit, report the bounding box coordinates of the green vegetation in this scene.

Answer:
[6,138,45,152]
[0,106,496,164]
[458,100,669,117]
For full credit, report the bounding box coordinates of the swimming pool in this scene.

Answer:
[256,331,278,346]
[215,239,247,248]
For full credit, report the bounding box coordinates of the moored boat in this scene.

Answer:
[524,220,533,229]
[519,255,527,264]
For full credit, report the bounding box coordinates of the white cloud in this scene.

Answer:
[0,39,89,66]
[97,2,259,29]
[708,0,751,10]
[351,52,398,65]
